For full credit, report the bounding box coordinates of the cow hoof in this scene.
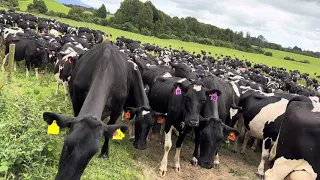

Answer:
[191,157,198,166]
[159,170,166,177]
[251,147,256,152]
[225,140,230,146]
[175,166,180,172]
[232,149,238,153]
[147,137,151,142]
[214,163,220,169]
[98,154,109,159]
[256,173,265,180]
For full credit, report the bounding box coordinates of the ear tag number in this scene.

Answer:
[175,87,181,95]
[228,132,236,141]
[210,93,218,101]
[113,129,125,140]
[47,120,60,135]
[124,111,131,119]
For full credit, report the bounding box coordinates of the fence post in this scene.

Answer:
[8,44,15,83]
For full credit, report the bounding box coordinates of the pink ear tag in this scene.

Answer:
[211,93,218,101]
[175,87,182,95]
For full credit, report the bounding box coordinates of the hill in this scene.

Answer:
[19,0,71,13]
[56,0,92,8]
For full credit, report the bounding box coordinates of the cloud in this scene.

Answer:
[84,0,320,51]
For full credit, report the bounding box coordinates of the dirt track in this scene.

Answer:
[131,133,262,180]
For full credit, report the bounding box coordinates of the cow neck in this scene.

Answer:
[78,70,111,119]
[130,71,151,109]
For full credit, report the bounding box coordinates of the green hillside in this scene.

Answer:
[19,0,72,13]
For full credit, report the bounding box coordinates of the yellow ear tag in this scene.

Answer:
[113,128,125,140]
[47,120,60,135]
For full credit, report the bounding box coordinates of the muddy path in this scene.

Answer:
[131,132,262,180]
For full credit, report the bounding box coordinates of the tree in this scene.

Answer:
[68,6,85,17]
[27,0,47,14]
[3,0,19,7]
[94,4,107,19]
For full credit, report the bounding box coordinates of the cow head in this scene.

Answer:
[171,63,197,81]
[124,107,165,150]
[43,112,127,180]
[197,117,239,169]
[174,80,218,127]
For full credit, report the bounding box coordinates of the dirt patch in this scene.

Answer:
[132,133,261,180]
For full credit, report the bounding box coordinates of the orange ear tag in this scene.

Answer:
[228,132,236,141]
[124,112,131,119]
[157,117,165,124]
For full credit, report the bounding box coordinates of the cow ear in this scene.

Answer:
[222,123,240,136]
[43,112,76,128]
[103,125,128,138]
[206,89,222,97]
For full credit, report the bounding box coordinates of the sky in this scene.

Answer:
[83,0,320,52]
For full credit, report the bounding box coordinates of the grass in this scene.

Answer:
[0,66,143,179]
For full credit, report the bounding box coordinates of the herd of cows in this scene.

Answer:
[1,10,320,180]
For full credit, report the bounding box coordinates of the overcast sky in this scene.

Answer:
[84,0,320,52]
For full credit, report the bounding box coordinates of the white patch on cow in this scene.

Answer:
[162,72,172,78]
[248,98,289,140]
[174,147,181,172]
[231,81,240,97]
[177,78,187,83]
[70,37,75,41]
[230,108,238,119]
[159,126,173,175]
[311,100,320,112]
[265,157,317,180]
[193,85,202,92]
[142,110,150,116]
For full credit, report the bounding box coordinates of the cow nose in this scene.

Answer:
[187,120,199,127]
[199,162,213,169]
[134,142,146,150]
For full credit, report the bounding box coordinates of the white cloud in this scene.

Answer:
[84,0,320,52]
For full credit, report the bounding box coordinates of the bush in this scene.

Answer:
[301,60,310,64]
[0,73,71,179]
[27,0,48,14]
[98,19,109,26]
[284,56,295,61]
[181,34,191,42]
[140,28,151,36]
[158,34,171,39]
[264,51,273,56]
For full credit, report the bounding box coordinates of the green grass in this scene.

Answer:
[19,0,92,14]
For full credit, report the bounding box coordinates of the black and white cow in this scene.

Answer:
[265,96,319,180]
[42,41,158,179]
[147,77,218,176]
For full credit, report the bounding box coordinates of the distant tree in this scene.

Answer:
[3,0,19,7]
[27,0,47,14]
[264,51,273,57]
[68,6,85,17]
[94,4,107,19]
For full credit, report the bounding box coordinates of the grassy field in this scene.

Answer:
[19,0,72,13]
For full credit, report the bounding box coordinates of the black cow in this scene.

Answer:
[43,41,158,179]
[265,96,319,180]
[2,34,50,78]
[191,75,239,169]
[148,77,217,176]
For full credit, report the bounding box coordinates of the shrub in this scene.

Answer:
[158,34,171,39]
[181,34,191,42]
[98,19,109,26]
[264,51,273,56]
[27,0,48,14]
[301,60,310,64]
[140,28,151,36]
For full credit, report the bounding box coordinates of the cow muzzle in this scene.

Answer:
[186,119,199,127]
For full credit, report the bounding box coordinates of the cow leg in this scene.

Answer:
[159,122,165,144]
[147,127,153,141]
[251,139,259,152]
[25,68,29,79]
[191,127,200,166]
[55,81,60,95]
[1,54,8,71]
[174,128,189,172]
[214,151,220,168]
[62,81,68,101]
[35,68,39,79]
[159,125,173,177]
[100,112,121,159]
[233,115,245,152]
[129,119,135,140]
[257,138,272,179]
[240,130,251,154]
